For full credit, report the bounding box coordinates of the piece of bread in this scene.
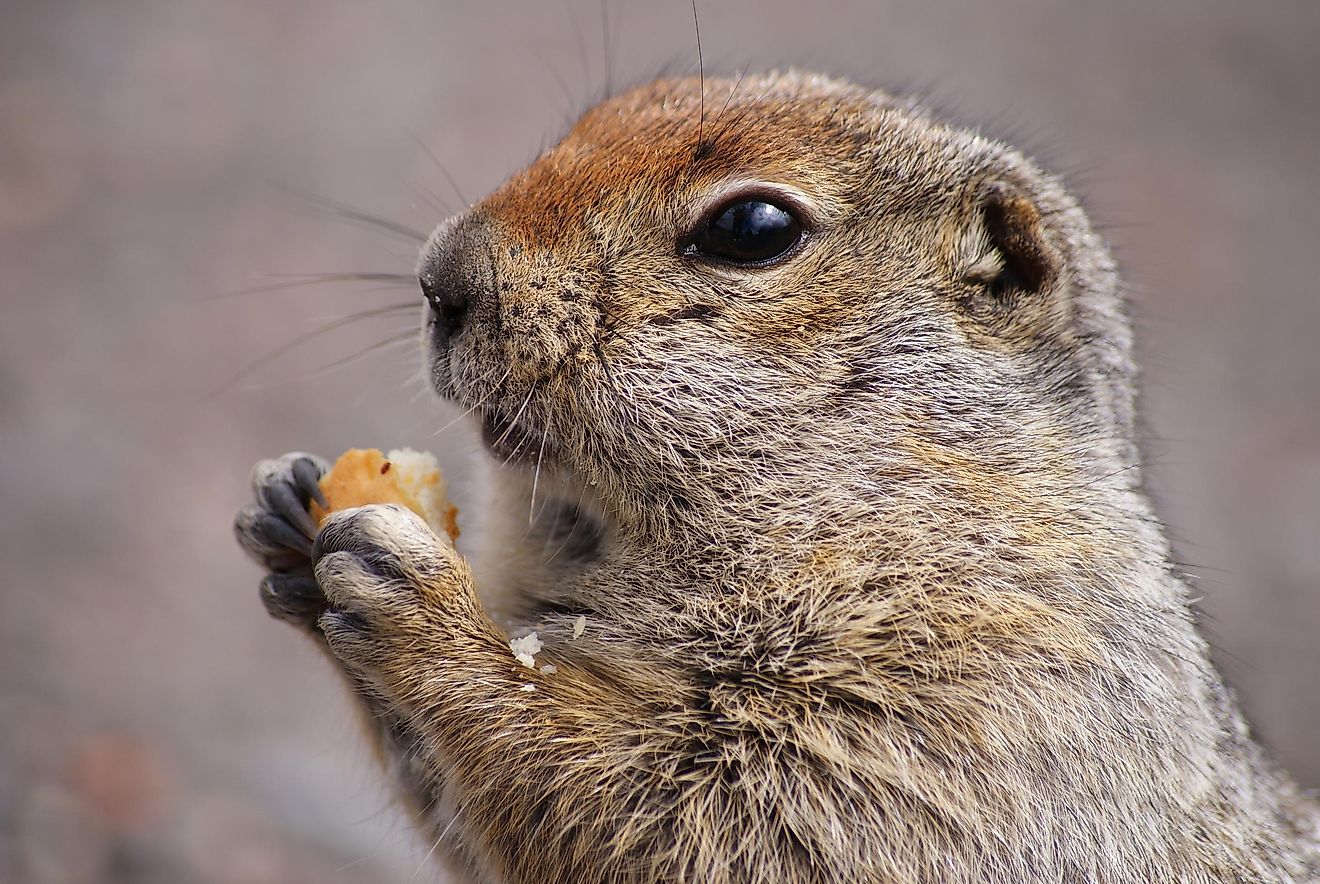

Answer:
[309,448,459,541]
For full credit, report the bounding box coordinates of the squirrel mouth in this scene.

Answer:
[480,408,549,465]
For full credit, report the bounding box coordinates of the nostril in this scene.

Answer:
[420,274,469,342]
[437,295,468,339]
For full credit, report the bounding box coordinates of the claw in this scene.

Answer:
[292,457,328,508]
[268,481,318,540]
[238,452,329,573]
[257,511,313,556]
[260,573,325,624]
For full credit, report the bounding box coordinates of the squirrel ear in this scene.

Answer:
[978,182,1059,295]
[958,180,1065,339]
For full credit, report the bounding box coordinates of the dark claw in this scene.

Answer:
[236,504,301,563]
[268,481,318,540]
[292,457,328,508]
[257,511,313,556]
[238,453,332,604]
[260,573,325,625]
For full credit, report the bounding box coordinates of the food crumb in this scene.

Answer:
[518,683,537,692]
[572,616,586,639]
[540,664,558,675]
[510,632,543,669]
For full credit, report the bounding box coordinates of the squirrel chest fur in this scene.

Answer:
[236,71,1320,882]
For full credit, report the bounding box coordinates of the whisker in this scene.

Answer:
[691,0,705,148]
[331,808,398,874]
[560,0,592,98]
[408,806,462,884]
[204,271,416,302]
[405,129,469,210]
[304,330,419,378]
[405,180,454,218]
[210,303,422,398]
[430,364,514,436]
[494,381,539,448]
[706,82,778,147]
[525,41,580,117]
[712,66,749,130]
[406,365,434,404]
[265,179,430,244]
[265,180,429,244]
[599,0,614,95]
[529,426,550,526]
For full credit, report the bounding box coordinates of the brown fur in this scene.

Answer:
[240,72,1320,882]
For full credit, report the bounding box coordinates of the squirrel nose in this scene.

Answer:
[420,273,468,344]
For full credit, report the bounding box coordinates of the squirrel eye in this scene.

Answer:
[686,199,803,266]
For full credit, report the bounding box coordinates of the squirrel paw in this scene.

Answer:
[234,452,331,628]
[311,504,470,679]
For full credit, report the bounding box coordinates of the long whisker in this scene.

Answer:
[706,82,778,147]
[203,271,416,302]
[530,426,550,526]
[405,362,435,404]
[266,180,429,244]
[406,179,454,218]
[599,0,614,95]
[406,129,469,210]
[408,806,462,884]
[525,41,580,117]
[691,0,705,148]
[304,330,419,378]
[210,303,421,398]
[712,66,749,131]
[495,381,539,448]
[430,364,514,436]
[560,0,592,98]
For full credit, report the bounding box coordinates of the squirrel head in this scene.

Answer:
[419,71,1135,544]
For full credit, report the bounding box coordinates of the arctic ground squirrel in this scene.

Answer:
[235,72,1320,882]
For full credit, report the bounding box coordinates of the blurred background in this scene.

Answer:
[2,1,1317,881]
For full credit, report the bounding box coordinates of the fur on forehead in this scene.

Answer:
[476,71,984,250]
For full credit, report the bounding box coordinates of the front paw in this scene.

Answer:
[234,451,331,629]
[312,504,474,681]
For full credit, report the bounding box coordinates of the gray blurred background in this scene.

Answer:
[2,1,1317,881]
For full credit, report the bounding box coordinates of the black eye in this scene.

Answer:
[686,199,803,266]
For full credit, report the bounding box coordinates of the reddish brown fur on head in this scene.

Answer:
[420,71,1132,546]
